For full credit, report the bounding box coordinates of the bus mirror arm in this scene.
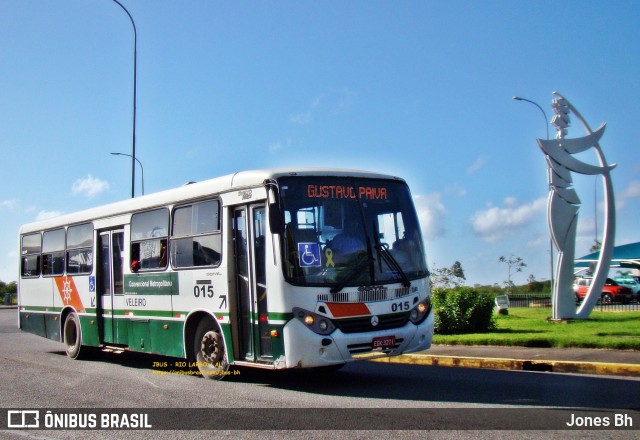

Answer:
[268,203,284,234]
[264,179,283,235]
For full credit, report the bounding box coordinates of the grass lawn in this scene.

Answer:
[432,308,640,350]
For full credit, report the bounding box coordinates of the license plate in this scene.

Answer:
[372,335,396,349]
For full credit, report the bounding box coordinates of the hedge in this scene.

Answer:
[431,286,496,334]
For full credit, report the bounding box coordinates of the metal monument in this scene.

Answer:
[536,92,616,319]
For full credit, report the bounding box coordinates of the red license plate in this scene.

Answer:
[372,335,396,349]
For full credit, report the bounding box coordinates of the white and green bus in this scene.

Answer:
[18,168,433,378]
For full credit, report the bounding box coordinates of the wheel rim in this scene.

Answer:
[200,330,223,364]
[194,322,229,379]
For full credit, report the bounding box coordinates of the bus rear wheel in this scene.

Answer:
[63,312,84,360]
[193,318,229,380]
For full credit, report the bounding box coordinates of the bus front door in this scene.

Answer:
[232,204,272,362]
[97,230,127,345]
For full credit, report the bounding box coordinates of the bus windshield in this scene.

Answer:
[278,176,428,289]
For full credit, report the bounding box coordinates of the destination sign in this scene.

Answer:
[307,185,388,200]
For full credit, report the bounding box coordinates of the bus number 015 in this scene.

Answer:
[194,285,214,298]
[391,301,410,312]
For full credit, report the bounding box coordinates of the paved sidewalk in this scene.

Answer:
[372,344,640,377]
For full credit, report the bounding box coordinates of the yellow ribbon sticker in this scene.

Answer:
[325,248,335,267]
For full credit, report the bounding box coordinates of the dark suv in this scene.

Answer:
[575,277,634,304]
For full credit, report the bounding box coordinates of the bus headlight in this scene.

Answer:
[409,298,431,325]
[293,307,336,336]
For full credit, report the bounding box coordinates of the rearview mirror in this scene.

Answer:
[268,203,284,234]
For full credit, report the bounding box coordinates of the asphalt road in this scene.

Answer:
[1,309,638,439]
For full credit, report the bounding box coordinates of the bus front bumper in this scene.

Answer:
[281,310,434,369]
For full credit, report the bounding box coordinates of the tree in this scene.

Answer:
[451,261,465,280]
[429,261,466,290]
[0,281,16,294]
[498,255,526,288]
[526,274,544,292]
[590,240,602,252]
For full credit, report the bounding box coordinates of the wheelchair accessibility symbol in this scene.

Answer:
[298,243,321,267]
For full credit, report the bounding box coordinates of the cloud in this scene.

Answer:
[467,156,486,174]
[471,197,546,243]
[1,199,16,211]
[289,89,356,125]
[268,138,292,154]
[333,88,356,114]
[444,184,467,197]
[71,175,109,198]
[36,210,63,221]
[413,193,446,241]
[289,96,322,125]
[618,180,640,209]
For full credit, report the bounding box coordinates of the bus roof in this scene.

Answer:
[19,168,403,234]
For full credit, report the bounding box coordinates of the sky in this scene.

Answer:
[1,0,639,287]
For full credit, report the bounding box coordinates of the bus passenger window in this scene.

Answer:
[171,200,221,268]
[42,228,65,277]
[66,223,93,275]
[131,209,169,271]
[21,233,42,278]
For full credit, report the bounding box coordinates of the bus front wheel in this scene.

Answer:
[63,312,84,360]
[193,318,229,380]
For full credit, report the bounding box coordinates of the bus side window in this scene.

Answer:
[21,233,42,278]
[42,228,65,277]
[130,209,169,271]
[170,200,221,269]
[66,223,94,275]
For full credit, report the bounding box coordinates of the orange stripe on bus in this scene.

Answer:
[54,276,85,313]
[325,302,370,318]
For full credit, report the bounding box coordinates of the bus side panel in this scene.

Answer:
[149,319,184,358]
[19,277,55,311]
[19,311,47,339]
[174,269,231,360]
[18,277,56,340]
[129,319,150,352]
[266,321,286,361]
[79,315,101,347]
[18,311,60,342]
[45,314,60,341]
[123,272,176,354]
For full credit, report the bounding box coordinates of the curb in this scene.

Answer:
[370,353,640,377]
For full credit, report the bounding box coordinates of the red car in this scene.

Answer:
[575,278,634,304]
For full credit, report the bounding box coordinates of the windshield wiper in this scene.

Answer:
[375,243,411,288]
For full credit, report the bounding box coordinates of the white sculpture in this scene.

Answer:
[536,92,616,319]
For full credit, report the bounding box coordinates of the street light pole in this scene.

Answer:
[513,96,549,140]
[513,95,554,292]
[111,152,144,195]
[111,0,137,198]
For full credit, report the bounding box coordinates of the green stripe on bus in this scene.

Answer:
[21,306,294,322]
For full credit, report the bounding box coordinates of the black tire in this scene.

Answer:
[63,312,84,360]
[193,317,229,380]
[601,293,613,305]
